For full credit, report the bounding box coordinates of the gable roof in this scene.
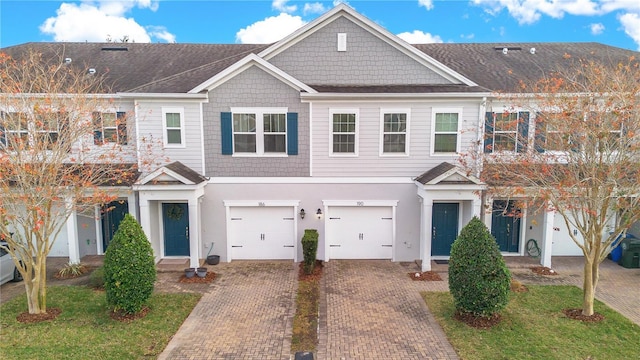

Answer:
[137,161,207,186]
[414,162,482,186]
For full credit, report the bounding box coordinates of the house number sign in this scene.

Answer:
[356,201,364,206]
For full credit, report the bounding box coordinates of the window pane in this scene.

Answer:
[233,113,256,133]
[435,113,458,132]
[383,134,406,153]
[234,134,256,152]
[263,114,286,133]
[333,134,355,153]
[333,114,355,133]
[166,113,181,128]
[384,113,406,132]
[167,129,182,144]
[264,134,286,153]
[104,128,118,143]
[434,134,457,152]
[494,113,518,132]
[102,113,116,127]
[494,134,516,152]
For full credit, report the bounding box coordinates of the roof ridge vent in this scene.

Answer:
[101,47,128,51]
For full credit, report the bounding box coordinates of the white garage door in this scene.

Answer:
[327,206,393,259]
[228,207,295,260]
[552,213,584,256]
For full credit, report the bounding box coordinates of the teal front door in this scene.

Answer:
[102,200,129,252]
[491,200,521,252]
[431,203,459,256]
[163,203,190,256]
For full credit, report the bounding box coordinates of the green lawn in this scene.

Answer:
[423,285,640,360]
[0,286,201,360]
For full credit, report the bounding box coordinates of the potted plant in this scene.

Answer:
[205,242,220,265]
[184,268,196,278]
[196,267,208,278]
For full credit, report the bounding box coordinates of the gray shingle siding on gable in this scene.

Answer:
[269,17,451,86]
[202,66,309,177]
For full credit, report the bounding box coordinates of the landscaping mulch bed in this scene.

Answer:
[531,266,558,275]
[110,306,150,322]
[298,260,323,281]
[408,271,443,281]
[454,310,502,329]
[562,308,605,323]
[179,272,217,283]
[16,308,62,323]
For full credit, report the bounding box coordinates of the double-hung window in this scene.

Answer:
[380,110,409,155]
[227,108,289,156]
[162,107,184,147]
[2,112,29,150]
[432,109,461,154]
[93,111,127,145]
[330,110,358,156]
[1,111,69,150]
[36,111,68,149]
[484,111,529,153]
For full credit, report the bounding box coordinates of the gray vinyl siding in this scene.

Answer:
[311,101,481,177]
[203,66,309,177]
[269,16,452,86]
[136,101,204,174]
[201,182,420,262]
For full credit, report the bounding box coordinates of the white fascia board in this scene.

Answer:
[208,177,414,184]
[301,92,491,101]
[258,3,476,87]
[116,92,208,100]
[132,183,205,192]
[136,168,195,186]
[188,53,316,94]
[426,168,483,186]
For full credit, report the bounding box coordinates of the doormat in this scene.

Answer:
[434,260,449,265]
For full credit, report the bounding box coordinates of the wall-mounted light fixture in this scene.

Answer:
[299,208,306,219]
[316,208,323,219]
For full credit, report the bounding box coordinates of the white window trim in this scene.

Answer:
[431,107,462,156]
[162,107,186,148]
[379,108,410,157]
[329,108,359,157]
[230,107,288,157]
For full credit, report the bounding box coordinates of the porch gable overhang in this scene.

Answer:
[414,162,485,193]
[133,161,208,195]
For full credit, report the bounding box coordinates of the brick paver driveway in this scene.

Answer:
[317,260,458,360]
[157,261,297,360]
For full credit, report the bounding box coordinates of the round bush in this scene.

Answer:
[104,213,156,314]
[448,216,511,317]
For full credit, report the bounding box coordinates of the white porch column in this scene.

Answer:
[483,195,493,231]
[421,200,433,272]
[138,197,154,259]
[127,193,137,220]
[472,197,483,219]
[188,197,200,269]
[541,206,554,268]
[94,206,102,254]
[65,197,80,263]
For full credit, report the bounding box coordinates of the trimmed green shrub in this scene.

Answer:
[448,216,511,318]
[301,229,319,274]
[104,214,156,314]
[88,266,105,289]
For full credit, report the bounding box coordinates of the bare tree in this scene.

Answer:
[0,50,139,314]
[471,57,640,316]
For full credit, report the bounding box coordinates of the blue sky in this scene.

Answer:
[1,1,639,51]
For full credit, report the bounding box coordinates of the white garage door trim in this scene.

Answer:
[224,200,300,261]
[323,200,398,261]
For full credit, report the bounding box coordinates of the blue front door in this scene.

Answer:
[102,200,129,253]
[163,203,190,256]
[431,203,459,256]
[491,200,521,253]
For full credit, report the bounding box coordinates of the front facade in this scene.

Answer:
[2,5,638,270]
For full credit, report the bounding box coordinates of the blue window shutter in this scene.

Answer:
[0,112,5,147]
[221,112,233,155]
[484,112,494,153]
[517,111,529,153]
[287,112,298,155]
[117,112,127,145]
[534,112,546,153]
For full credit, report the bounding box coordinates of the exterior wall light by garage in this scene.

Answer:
[299,208,305,219]
[316,208,323,219]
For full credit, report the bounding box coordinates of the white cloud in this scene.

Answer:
[619,12,640,50]
[396,30,443,44]
[39,1,174,43]
[303,2,326,15]
[236,13,307,44]
[461,33,476,39]
[590,22,605,35]
[472,0,600,25]
[418,0,434,11]
[272,0,297,13]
